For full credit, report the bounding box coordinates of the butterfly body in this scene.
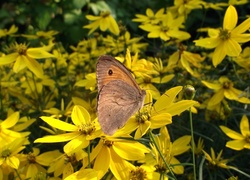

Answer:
[96,55,146,135]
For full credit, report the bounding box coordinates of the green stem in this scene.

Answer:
[189,108,196,179]
[87,142,91,168]
[149,131,177,180]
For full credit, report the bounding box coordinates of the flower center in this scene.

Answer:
[130,167,147,180]
[27,152,36,163]
[219,29,230,40]
[2,149,11,158]
[143,77,152,84]
[245,134,250,143]
[104,140,113,147]
[101,11,110,18]
[78,123,96,135]
[136,110,150,124]
[222,81,231,89]
[64,154,77,165]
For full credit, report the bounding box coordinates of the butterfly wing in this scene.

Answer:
[96,55,141,93]
[97,80,145,135]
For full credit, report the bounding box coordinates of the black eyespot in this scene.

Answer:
[108,69,113,75]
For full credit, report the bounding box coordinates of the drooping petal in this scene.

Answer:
[212,44,227,67]
[240,115,249,137]
[224,38,241,56]
[223,5,238,30]
[6,156,20,169]
[108,15,120,35]
[13,55,27,73]
[93,146,110,179]
[24,57,44,78]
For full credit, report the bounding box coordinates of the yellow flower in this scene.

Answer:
[84,136,149,179]
[18,148,61,179]
[168,0,205,17]
[0,43,55,78]
[139,12,190,41]
[34,105,102,154]
[0,138,26,169]
[20,72,55,95]
[122,86,197,139]
[202,148,230,169]
[0,25,18,38]
[220,115,250,150]
[194,5,250,67]
[43,98,73,119]
[167,46,205,77]
[102,31,148,54]
[84,11,120,35]
[22,30,59,39]
[233,46,250,72]
[147,127,191,176]
[202,76,250,108]
[132,8,165,24]
[48,150,87,179]
[0,111,30,144]
[64,168,98,180]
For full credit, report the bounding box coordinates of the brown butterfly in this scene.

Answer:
[96,55,146,135]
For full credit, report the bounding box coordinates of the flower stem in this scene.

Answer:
[189,108,197,179]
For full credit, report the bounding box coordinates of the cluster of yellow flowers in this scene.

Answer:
[0,0,250,179]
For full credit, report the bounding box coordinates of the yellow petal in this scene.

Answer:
[172,135,191,155]
[232,17,250,34]
[166,100,198,116]
[13,55,27,73]
[27,46,55,59]
[212,44,227,67]
[6,156,20,169]
[150,113,172,129]
[93,147,110,179]
[113,141,149,161]
[224,38,241,56]
[226,139,245,150]
[108,16,120,35]
[24,57,44,78]
[71,105,90,126]
[0,53,18,65]
[201,80,222,90]
[41,116,77,131]
[194,37,220,48]
[64,136,89,154]
[1,112,19,128]
[34,132,80,143]
[223,5,237,30]
[207,90,224,108]
[240,115,249,137]
[134,121,151,139]
[220,125,244,139]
